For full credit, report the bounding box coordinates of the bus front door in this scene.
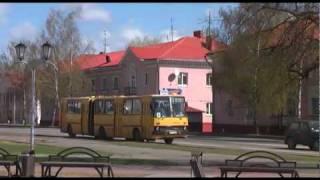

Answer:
[88,100,94,136]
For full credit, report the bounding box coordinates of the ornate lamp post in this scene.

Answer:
[15,42,52,154]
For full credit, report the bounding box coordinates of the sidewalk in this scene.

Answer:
[187,132,284,140]
[1,164,318,177]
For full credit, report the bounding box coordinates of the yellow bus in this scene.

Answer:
[60,95,188,144]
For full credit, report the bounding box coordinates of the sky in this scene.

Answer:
[0,3,237,54]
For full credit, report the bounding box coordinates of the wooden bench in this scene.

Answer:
[190,151,205,177]
[220,150,299,178]
[40,147,113,177]
[0,147,21,177]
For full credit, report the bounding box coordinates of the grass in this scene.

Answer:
[94,140,320,164]
[1,140,319,166]
[0,140,64,155]
[0,140,174,165]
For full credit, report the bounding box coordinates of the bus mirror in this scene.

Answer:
[185,102,188,111]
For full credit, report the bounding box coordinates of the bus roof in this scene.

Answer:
[62,94,184,100]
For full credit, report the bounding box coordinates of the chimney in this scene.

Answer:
[193,30,203,38]
[106,55,111,63]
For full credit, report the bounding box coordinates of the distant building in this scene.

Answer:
[74,30,318,134]
[76,31,226,133]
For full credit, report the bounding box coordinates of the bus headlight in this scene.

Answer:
[156,127,160,131]
[183,126,187,130]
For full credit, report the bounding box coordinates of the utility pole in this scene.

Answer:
[70,34,73,97]
[170,17,174,42]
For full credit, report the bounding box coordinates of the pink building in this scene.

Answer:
[74,30,318,134]
[76,31,226,133]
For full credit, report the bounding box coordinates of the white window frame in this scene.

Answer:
[178,72,188,86]
[206,102,213,115]
[206,73,212,86]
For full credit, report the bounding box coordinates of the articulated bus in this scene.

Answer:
[60,95,188,144]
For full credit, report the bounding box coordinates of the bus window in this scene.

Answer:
[94,100,105,114]
[172,97,185,117]
[132,99,142,114]
[95,100,114,114]
[105,100,114,114]
[123,99,141,115]
[123,99,132,115]
[67,100,81,114]
[151,97,171,118]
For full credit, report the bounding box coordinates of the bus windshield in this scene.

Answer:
[151,97,185,118]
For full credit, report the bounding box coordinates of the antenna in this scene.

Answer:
[208,11,211,37]
[170,17,174,42]
[104,30,107,53]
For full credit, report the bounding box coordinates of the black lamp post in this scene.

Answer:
[15,42,52,154]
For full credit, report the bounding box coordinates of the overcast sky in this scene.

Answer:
[0,3,237,54]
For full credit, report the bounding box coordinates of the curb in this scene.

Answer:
[187,132,283,140]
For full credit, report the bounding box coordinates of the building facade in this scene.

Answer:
[77,32,225,133]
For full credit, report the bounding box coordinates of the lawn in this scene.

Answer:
[1,140,319,166]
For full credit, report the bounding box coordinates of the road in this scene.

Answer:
[0,127,319,166]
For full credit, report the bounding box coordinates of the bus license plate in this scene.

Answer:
[169,130,177,135]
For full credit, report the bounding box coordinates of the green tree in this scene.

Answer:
[205,3,319,133]
[128,36,162,47]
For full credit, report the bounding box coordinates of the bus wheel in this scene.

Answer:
[133,129,142,142]
[67,125,75,138]
[164,138,173,144]
[98,127,107,140]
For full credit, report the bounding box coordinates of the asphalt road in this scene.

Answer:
[0,127,319,166]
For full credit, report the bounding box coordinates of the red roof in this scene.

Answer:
[130,36,226,61]
[74,35,226,70]
[76,51,125,70]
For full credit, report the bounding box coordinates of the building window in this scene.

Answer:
[206,103,213,115]
[206,73,212,86]
[145,73,148,86]
[131,75,136,88]
[91,79,96,92]
[102,78,107,91]
[312,98,319,116]
[226,100,233,116]
[178,72,188,85]
[113,77,118,90]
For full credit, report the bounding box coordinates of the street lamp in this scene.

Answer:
[15,43,26,61]
[15,42,52,154]
[42,41,52,61]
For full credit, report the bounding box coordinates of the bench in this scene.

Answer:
[0,147,21,177]
[190,151,205,177]
[220,150,299,178]
[40,147,113,177]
